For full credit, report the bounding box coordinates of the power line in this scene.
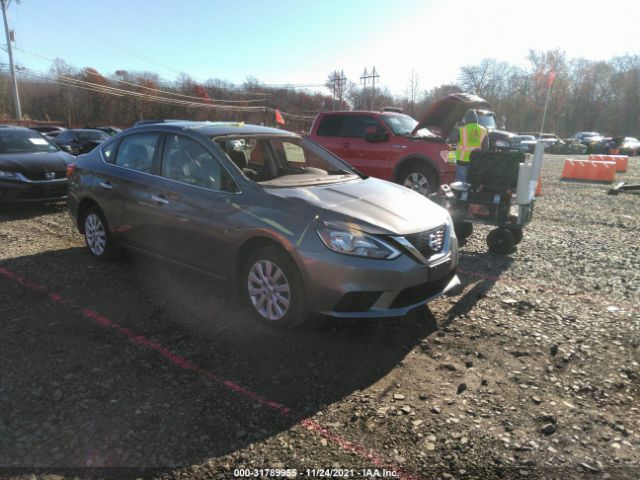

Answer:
[13,46,270,104]
[1,65,315,119]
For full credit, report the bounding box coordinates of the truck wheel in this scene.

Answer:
[487,227,515,254]
[398,164,438,196]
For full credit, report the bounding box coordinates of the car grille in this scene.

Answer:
[390,271,456,309]
[22,169,67,181]
[403,224,446,258]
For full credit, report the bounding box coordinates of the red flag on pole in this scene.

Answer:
[547,69,556,88]
[275,108,285,126]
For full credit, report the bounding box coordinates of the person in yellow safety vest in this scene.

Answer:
[450,111,489,183]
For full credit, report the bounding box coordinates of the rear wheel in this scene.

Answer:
[487,227,515,254]
[243,246,308,328]
[82,206,120,261]
[398,163,439,196]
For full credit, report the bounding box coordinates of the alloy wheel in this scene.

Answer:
[403,172,430,196]
[85,213,107,256]
[247,260,291,321]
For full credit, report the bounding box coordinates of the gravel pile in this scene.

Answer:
[0,154,638,479]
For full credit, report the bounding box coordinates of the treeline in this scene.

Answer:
[0,59,331,131]
[1,50,639,137]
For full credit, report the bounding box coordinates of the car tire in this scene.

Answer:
[486,227,515,254]
[242,246,308,328]
[82,206,120,261]
[398,163,439,196]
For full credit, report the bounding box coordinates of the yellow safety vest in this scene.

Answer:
[455,123,487,164]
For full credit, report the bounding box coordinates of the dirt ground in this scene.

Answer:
[0,154,638,480]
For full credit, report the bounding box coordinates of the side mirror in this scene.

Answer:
[365,126,389,143]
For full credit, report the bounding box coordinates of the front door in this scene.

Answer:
[338,114,392,178]
[153,133,238,276]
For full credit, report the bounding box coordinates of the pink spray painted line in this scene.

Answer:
[458,268,639,313]
[0,267,419,480]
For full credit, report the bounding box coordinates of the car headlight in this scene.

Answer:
[315,221,400,259]
[0,170,20,180]
[445,212,456,240]
[494,139,510,148]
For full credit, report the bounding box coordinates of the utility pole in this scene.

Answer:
[360,68,368,110]
[1,0,21,120]
[360,66,380,110]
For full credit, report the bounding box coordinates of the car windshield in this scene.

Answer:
[77,131,109,142]
[0,130,59,154]
[211,135,359,187]
[382,114,416,135]
[477,113,497,129]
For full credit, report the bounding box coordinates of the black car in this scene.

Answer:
[83,126,122,136]
[0,126,75,202]
[30,125,67,139]
[53,129,110,156]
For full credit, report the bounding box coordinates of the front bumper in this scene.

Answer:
[296,235,459,318]
[0,176,67,202]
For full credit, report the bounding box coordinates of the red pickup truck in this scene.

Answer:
[308,93,489,195]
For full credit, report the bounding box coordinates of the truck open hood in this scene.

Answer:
[412,93,491,139]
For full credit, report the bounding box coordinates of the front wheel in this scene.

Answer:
[398,164,438,196]
[82,206,120,261]
[243,246,308,328]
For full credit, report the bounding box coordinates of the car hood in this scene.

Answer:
[412,93,491,138]
[0,151,74,175]
[266,178,449,236]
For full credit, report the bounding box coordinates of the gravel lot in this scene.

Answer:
[0,154,638,480]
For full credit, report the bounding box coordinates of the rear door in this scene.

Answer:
[101,132,164,249]
[339,114,392,178]
[153,133,239,276]
[313,114,345,158]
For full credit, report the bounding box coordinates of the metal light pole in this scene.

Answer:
[1,0,22,120]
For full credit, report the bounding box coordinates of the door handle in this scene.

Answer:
[99,181,113,190]
[151,194,169,206]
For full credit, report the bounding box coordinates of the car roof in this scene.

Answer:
[130,121,299,138]
[67,128,108,133]
[0,125,33,132]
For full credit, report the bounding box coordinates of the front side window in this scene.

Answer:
[114,133,159,173]
[342,115,383,139]
[0,130,59,154]
[161,134,222,190]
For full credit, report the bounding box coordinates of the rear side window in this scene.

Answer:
[342,115,381,139]
[113,133,160,173]
[316,115,345,137]
[161,134,222,190]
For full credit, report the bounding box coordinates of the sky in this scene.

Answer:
[3,0,639,96]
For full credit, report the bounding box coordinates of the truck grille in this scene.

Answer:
[403,225,446,258]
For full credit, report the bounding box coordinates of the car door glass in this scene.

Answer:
[162,135,222,190]
[114,133,159,173]
[317,115,345,136]
[342,115,382,139]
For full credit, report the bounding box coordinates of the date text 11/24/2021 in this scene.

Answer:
[233,468,400,478]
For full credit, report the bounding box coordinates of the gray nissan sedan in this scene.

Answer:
[67,121,459,327]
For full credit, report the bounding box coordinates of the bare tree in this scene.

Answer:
[403,70,420,116]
